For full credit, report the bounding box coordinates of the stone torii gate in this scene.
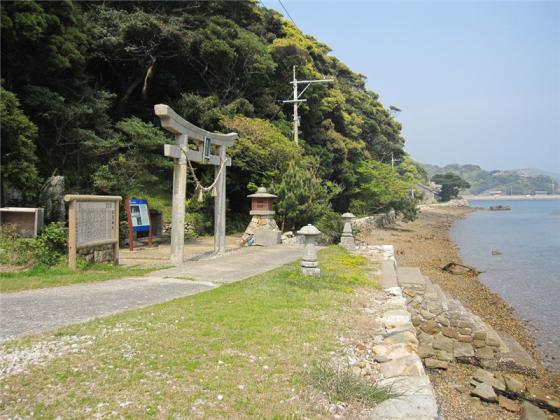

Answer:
[155,104,237,264]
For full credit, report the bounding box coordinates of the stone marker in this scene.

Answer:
[38,175,65,222]
[339,212,356,250]
[297,224,321,276]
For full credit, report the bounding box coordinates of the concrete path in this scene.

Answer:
[155,245,303,284]
[0,245,303,342]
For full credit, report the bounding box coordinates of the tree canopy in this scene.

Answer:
[1,1,426,230]
[432,173,471,201]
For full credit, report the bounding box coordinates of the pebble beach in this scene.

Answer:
[363,204,560,418]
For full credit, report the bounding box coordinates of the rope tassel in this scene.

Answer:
[197,187,204,202]
[180,146,226,201]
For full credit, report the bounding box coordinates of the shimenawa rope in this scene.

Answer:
[180,146,227,201]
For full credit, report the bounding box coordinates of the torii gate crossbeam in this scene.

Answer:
[154,104,238,265]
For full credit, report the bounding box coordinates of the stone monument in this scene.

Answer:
[297,224,321,276]
[39,175,65,223]
[242,187,281,246]
[339,212,356,250]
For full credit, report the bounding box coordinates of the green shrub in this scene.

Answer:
[316,209,344,244]
[0,222,68,268]
[30,222,67,266]
[0,225,35,266]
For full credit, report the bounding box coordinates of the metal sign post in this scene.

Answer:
[125,198,152,251]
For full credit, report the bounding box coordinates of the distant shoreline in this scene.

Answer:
[463,194,560,201]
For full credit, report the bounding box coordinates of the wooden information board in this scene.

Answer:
[76,201,117,247]
[64,195,122,270]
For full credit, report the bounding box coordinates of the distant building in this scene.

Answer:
[416,183,441,202]
[534,191,549,195]
[487,190,503,196]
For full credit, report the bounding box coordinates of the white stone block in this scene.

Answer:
[371,394,438,419]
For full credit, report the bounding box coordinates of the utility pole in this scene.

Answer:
[283,65,333,144]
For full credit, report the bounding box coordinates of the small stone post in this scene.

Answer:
[297,224,321,276]
[339,212,356,251]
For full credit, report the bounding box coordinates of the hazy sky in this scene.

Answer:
[264,1,560,173]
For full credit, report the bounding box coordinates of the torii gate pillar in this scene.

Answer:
[170,134,187,265]
[214,145,227,254]
[155,105,237,265]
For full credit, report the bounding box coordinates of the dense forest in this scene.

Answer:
[423,164,559,195]
[1,0,426,234]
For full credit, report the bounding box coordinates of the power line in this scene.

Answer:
[277,0,297,28]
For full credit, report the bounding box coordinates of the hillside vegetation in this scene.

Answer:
[423,164,559,195]
[1,1,426,233]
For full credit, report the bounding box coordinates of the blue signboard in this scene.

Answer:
[128,198,150,232]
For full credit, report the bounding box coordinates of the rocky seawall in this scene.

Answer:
[360,204,560,419]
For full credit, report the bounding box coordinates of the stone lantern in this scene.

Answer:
[297,224,321,276]
[241,187,281,246]
[248,187,276,215]
[340,212,356,250]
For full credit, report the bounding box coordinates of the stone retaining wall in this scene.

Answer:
[78,244,114,264]
[352,244,439,419]
[358,246,507,370]
[353,211,396,231]
[403,273,505,369]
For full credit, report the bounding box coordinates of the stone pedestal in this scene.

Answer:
[297,224,321,276]
[339,212,356,251]
[254,228,282,246]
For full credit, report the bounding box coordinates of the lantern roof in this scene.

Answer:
[297,224,321,236]
[247,187,277,198]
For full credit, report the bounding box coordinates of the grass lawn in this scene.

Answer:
[0,264,159,293]
[0,247,386,418]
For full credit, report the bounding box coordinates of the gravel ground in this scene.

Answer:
[363,205,560,419]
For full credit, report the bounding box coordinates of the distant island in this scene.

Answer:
[422,163,559,196]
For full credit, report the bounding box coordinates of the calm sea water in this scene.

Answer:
[451,199,560,371]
